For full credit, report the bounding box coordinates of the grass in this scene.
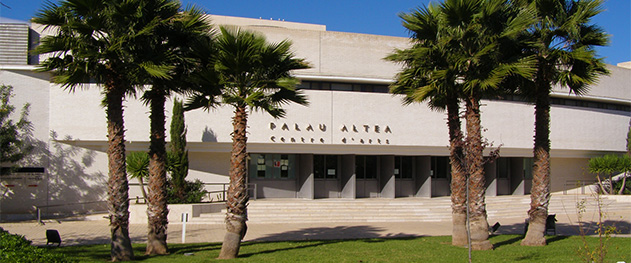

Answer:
[46,235,631,262]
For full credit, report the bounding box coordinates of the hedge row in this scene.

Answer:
[0,227,74,263]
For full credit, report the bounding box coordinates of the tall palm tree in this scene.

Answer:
[519,0,609,246]
[186,26,309,259]
[136,4,211,255]
[390,0,535,250]
[445,0,536,250]
[33,0,190,260]
[386,2,468,246]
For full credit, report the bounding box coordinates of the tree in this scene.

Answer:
[33,0,195,260]
[186,26,309,259]
[390,0,535,251]
[136,4,211,255]
[126,151,150,201]
[518,0,609,246]
[588,154,631,195]
[169,98,189,201]
[0,85,32,165]
[386,2,468,246]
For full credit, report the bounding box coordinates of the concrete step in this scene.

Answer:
[188,195,624,224]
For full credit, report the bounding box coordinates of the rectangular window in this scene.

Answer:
[331,83,352,91]
[314,155,325,179]
[314,155,338,179]
[356,155,377,179]
[496,158,510,179]
[523,158,534,180]
[431,156,450,179]
[249,153,296,179]
[395,156,414,179]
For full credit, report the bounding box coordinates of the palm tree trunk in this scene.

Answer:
[218,105,249,259]
[105,76,134,261]
[447,98,467,246]
[464,96,492,250]
[146,89,169,255]
[522,90,551,246]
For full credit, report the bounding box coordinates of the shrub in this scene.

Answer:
[588,154,631,195]
[0,227,74,263]
[166,178,208,204]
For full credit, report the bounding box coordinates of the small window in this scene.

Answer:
[431,157,450,179]
[496,158,510,179]
[395,156,414,179]
[250,153,296,179]
[523,158,534,180]
[356,155,377,179]
[257,154,266,178]
[314,155,338,179]
[331,83,352,91]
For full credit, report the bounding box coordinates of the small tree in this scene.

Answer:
[588,154,631,195]
[127,151,205,203]
[0,85,32,164]
[126,151,150,200]
[169,98,189,201]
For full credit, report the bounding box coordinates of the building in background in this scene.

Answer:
[1,15,629,221]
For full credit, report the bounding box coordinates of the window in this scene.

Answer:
[314,155,338,179]
[496,158,510,179]
[0,167,45,175]
[395,156,414,179]
[431,157,450,179]
[523,158,534,180]
[356,155,377,179]
[249,154,296,179]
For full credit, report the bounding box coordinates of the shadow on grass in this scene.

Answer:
[491,235,523,248]
[238,240,340,258]
[239,236,424,258]
[491,219,630,237]
[249,225,419,242]
[239,225,424,258]
[169,242,221,254]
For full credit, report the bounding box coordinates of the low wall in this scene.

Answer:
[129,203,224,224]
[603,195,631,202]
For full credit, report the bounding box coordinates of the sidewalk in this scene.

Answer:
[1,210,628,247]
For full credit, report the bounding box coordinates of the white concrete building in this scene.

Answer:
[1,15,629,220]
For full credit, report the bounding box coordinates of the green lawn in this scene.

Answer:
[48,235,630,262]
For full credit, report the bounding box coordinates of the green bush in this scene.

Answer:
[0,227,74,263]
[588,154,631,195]
[167,178,208,204]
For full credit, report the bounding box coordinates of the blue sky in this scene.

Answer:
[2,0,629,65]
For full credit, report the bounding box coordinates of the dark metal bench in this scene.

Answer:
[46,229,62,247]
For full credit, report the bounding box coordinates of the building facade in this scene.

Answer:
[1,15,629,220]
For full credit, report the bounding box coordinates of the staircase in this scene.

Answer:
[189,194,629,224]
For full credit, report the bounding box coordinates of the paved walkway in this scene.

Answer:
[1,196,629,247]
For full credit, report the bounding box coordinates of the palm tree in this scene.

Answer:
[446,0,536,250]
[390,0,535,250]
[33,0,193,260]
[136,4,211,255]
[519,0,609,246]
[186,26,309,259]
[386,2,468,246]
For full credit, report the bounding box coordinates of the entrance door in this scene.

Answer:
[356,155,379,198]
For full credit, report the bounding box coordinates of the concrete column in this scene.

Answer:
[510,157,525,195]
[340,155,356,198]
[379,155,395,198]
[415,156,431,197]
[297,154,314,199]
